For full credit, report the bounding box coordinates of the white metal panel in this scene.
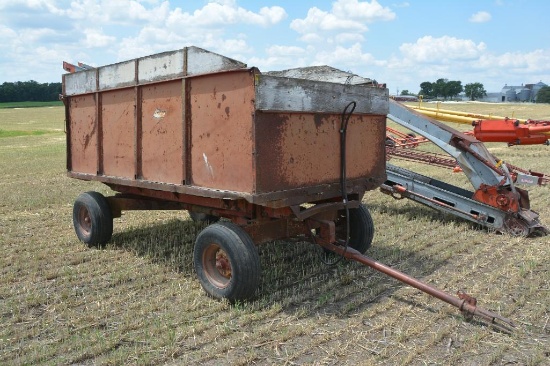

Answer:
[64,69,97,95]
[99,60,136,90]
[266,66,374,86]
[255,75,389,115]
[186,46,246,76]
[138,49,185,83]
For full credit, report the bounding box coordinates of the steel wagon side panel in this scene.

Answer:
[253,74,388,195]
[63,47,389,206]
[67,94,98,175]
[141,80,185,184]
[188,70,256,193]
[254,113,387,193]
[101,89,135,179]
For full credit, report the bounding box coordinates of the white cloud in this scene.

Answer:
[213,38,254,57]
[332,0,396,20]
[469,11,492,23]
[0,0,64,13]
[291,0,395,36]
[65,0,169,25]
[257,6,288,26]
[63,0,99,20]
[477,49,550,72]
[266,45,306,57]
[400,36,486,63]
[298,33,324,43]
[166,1,286,28]
[0,24,18,40]
[313,43,381,68]
[393,2,410,8]
[116,24,253,63]
[64,0,285,28]
[83,28,117,48]
[332,33,365,44]
[292,7,368,33]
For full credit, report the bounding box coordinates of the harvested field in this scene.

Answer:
[0,103,549,365]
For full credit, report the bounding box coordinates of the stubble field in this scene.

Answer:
[0,103,549,365]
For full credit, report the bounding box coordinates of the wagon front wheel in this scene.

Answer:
[193,221,260,301]
[72,191,113,247]
[335,204,374,254]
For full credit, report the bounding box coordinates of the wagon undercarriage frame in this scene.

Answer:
[103,185,365,245]
[72,187,516,333]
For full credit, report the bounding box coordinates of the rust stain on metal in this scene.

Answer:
[141,79,184,184]
[189,70,256,192]
[255,112,386,193]
[65,56,387,205]
[68,94,98,174]
[102,89,135,179]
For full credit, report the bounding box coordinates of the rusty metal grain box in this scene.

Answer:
[63,47,388,207]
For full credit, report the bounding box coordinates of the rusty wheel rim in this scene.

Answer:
[505,217,529,237]
[77,206,92,235]
[202,243,232,289]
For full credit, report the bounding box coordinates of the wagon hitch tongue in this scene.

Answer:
[320,241,516,333]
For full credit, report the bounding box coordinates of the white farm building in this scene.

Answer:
[499,81,547,102]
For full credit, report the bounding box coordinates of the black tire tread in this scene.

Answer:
[72,191,113,247]
[348,204,375,254]
[193,221,260,301]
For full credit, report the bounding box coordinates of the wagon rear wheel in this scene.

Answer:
[193,221,260,301]
[72,191,113,247]
[334,204,374,254]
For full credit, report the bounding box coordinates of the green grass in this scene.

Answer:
[0,129,53,138]
[0,105,64,132]
[0,101,63,108]
[0,104,549,365]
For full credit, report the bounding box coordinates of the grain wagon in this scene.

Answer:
[63,46,387,301]
[62,47,516,331]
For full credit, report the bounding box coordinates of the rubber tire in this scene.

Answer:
[193,221,260,301]
[72,191,113,247]
[189,211,220,224]
[336,204,374,254]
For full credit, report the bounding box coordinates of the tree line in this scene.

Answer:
[417,78,487,101]
[2,78,549,104]
[0,81,62,103]
[401,78,550,103]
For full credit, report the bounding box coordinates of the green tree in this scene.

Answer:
[446,80,463,99]
[419,81,434,97]
[464,82,487,101]
[400,90,415,96]
[420,79,463,99]
[433,78,447,98]
[0,81,61,102]
[536,86,550,103]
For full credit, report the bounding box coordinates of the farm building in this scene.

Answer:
[499,81,547,102]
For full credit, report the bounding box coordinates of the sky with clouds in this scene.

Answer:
[1,0,549,93]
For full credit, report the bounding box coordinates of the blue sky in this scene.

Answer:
[1,0,549,93]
